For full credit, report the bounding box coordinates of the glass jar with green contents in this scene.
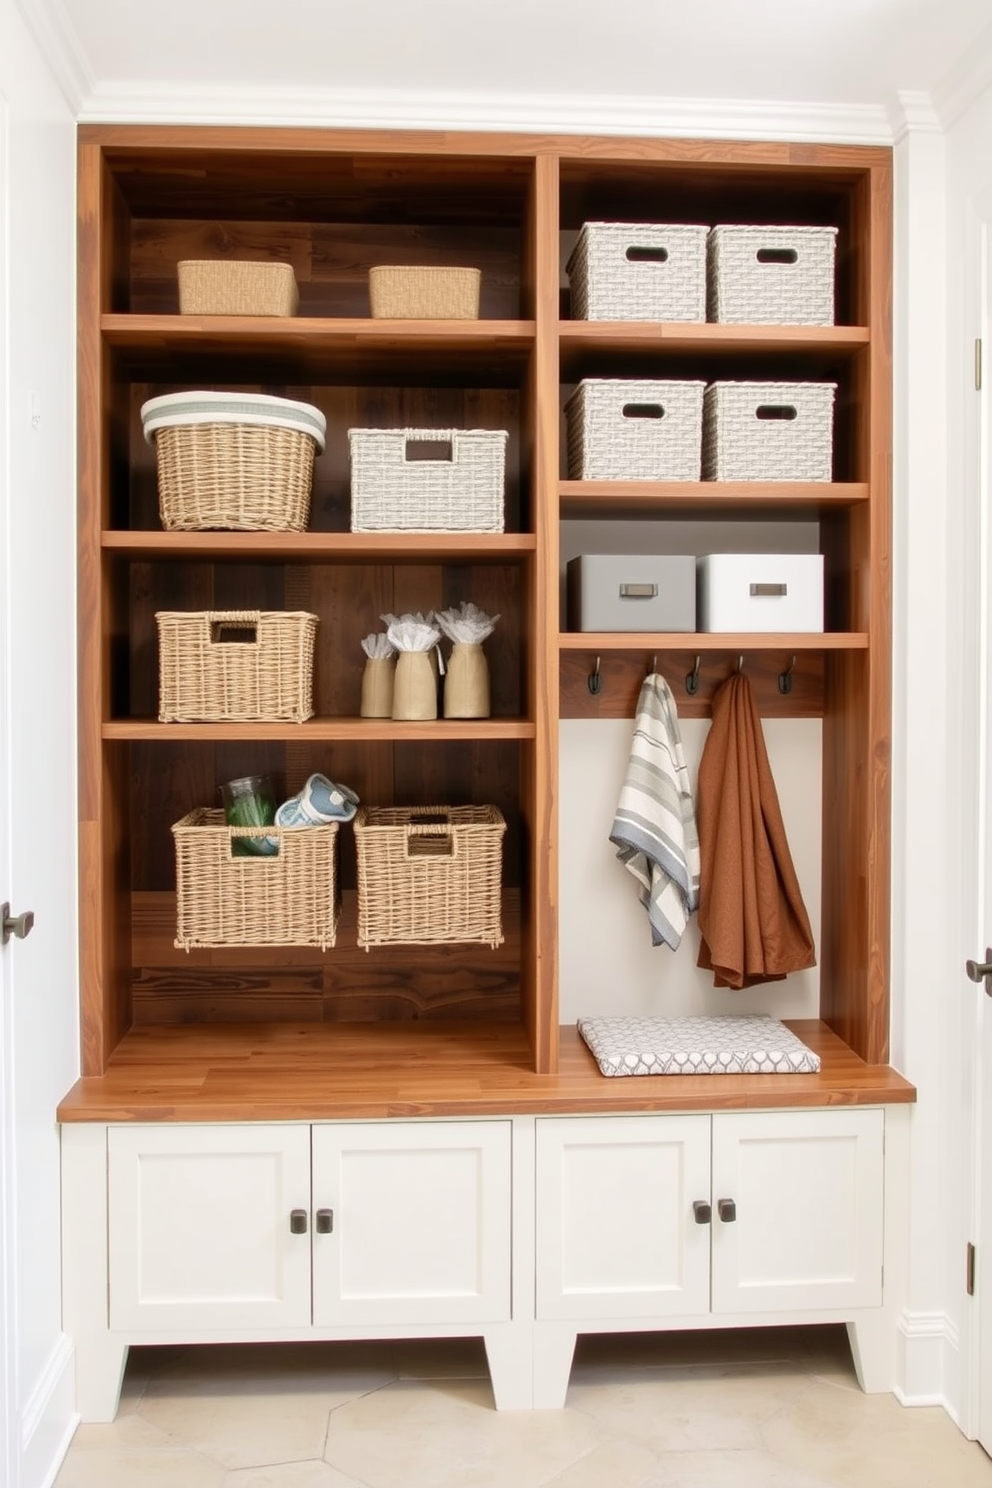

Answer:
[219,775,277,856]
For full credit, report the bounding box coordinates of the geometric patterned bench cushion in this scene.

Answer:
[577,1015,821,1077]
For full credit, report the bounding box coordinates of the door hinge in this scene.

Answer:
[968,1242,977,1296]
[976,339,983,391]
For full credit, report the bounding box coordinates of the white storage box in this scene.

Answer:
[566,222,708,322]
[707,225,838,325]
[702,381,836,482]
[696,553,824,633]
[348,427,507,532]
[565,379,705,481]
[567,554,696,632]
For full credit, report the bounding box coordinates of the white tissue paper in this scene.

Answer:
[435,601,500,644]
[361,631,396,660]
[384,613,442,654]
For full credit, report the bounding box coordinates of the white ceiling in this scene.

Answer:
[28,0,992,125]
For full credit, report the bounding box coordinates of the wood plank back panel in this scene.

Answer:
[131,890,522,1026]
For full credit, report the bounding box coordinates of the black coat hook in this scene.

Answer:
[778,655,796,695]
[588,655,602,694]
[685,654,701,695]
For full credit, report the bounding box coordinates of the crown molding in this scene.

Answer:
[75,81,896,145]
[930,19,992,129]
[13,0,92,114]
[889,90,942,143]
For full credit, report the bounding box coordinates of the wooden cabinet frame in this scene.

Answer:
[72,125,896,1110]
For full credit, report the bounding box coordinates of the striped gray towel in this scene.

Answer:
[610,673,700,950]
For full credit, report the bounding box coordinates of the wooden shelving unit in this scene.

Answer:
[70,125,895,1109]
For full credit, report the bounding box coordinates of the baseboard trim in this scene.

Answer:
[20,1333,77,1488]
[894,1309,959,1408]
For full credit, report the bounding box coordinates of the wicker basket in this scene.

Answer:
[172,809,339,950]
[141,391,326,532]
[566,222,708,322]
[707,226,838,325]
[355,804,505,949]
[565,379,705,481]
[702,382,836,482]
[349,427,507,532]
[177,260,300,317]
[156,610,318,722]
[369,266,481,319]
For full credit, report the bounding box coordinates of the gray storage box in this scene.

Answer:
[567,554,696,632]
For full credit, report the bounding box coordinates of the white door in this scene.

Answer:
[710,1109,884,1315]
[975,211,992,1455]
[0,85,14,1487]
[311,1121,512,1328]
[535,1114,711,1320]
[108,1125,313,1332]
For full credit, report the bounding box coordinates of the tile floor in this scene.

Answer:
[54,1325,992,1488]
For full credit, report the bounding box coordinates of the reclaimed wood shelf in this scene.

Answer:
[57,1017,915,1124]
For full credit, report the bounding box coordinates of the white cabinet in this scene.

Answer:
[104,1120,512,1335]
[311,1122,511,1327]
[535,1115,711,1319]
[710,1109,884,1314]
[108,1124,312,1332]
[536,1108,884,1321]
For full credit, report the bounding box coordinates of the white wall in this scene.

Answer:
[0,1,80,1483]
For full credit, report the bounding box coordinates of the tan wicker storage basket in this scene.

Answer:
[702,381,836,482]
[566,222,708,322]
[172,809,339,950]
[707,226,837,326]
[369,265,481,319]
[177,260,300,317]
[349,427,507,532]
[565,378,706,480]
[355,804,505,949]
[141,391,326,532]
[156,610,318,723]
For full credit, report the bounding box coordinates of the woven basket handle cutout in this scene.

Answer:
[404,437,454,464]
[208,611,261,646]
[756,247,799,264]
[404,812,455,859]
[755,405,798,421]
[622,403,665,420]
[625,246,669,263]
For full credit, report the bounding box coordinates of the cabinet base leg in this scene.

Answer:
[533,1324,577,1409]
[483,1325,533,1409]
[847,1316,895,1393]
[74,1337,129,1423]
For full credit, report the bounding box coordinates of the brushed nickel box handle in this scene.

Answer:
[619,583,658,599]
[750,582,787,597]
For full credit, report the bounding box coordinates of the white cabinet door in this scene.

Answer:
[710,1108,884,1314]
[311,1121,512,1327]
[536,1115,711,1319]
[108,1125,313,1332]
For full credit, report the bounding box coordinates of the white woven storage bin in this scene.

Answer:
[707,225,838,325]
[702,382,836,482]
[565,379,705,481]
[566,222,708,322]
[348,427,507,532]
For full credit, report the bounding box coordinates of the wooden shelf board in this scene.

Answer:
[560,480,868,519]
[56,1018,915,1123]
[558,631,869,652]
[102,718,536,743]
[102,531,537,561]
[103,314,535,346]
[558,322,869,355]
